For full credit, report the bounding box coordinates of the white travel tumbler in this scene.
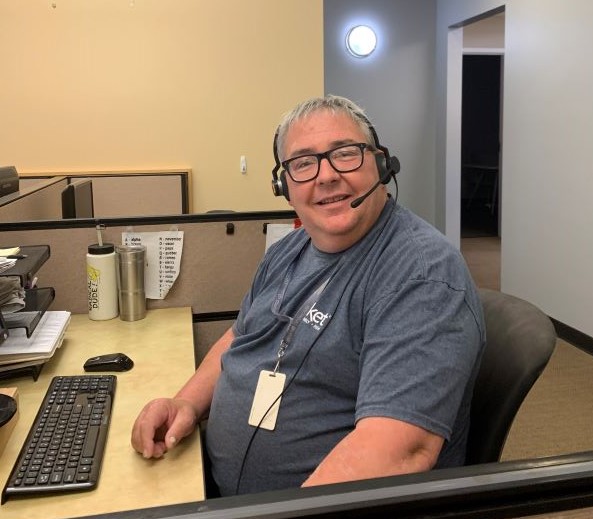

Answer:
[87,243,119,320]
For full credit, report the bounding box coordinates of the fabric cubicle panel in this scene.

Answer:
[0,178,68,223]
[0,217,292,315]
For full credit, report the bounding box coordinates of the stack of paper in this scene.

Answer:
[0,258,16,274]
[0,276,24,313]
[0,247,19,274]
[0,247,20,257]
[0,311,71,373]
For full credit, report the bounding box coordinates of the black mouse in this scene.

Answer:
[84,353,134,372]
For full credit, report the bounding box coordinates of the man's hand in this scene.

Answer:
[131,397,198,459]
[131,327,235,459]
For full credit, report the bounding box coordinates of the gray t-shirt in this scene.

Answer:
[206,198,485,495]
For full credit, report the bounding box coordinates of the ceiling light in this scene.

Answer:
[346,25,377,58]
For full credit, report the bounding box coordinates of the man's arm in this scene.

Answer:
[302,416,444,487]
[131,327,235,458]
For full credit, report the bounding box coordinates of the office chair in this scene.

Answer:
[465,289,557,465]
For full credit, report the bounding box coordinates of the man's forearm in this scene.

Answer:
[302,417,443,487]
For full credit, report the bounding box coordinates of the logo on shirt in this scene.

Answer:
[303,303,331,331]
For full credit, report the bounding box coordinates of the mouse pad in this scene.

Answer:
[0,394,17,427]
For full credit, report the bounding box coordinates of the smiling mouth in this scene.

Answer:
[318,195,349,205]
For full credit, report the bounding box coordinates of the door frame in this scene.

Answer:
[444,8,505,248]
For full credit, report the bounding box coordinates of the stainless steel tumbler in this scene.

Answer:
[116,245,147,321]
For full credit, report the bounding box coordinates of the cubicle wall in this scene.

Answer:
[0,177,68,222]
[15,169,191,219]
[0,212,295,316]
[0,211,295,366]
[78,173,189,217]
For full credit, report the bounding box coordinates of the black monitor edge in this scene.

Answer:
[67,451,593,519]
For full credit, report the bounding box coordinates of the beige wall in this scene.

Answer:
[0,0,323,214]
[463,12,505,49]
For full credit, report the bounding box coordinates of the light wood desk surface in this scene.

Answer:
[0,307,204,518]
[518,507,593,519]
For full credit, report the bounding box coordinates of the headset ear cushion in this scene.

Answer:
[389,155,401,175]
[374,154,391,184]
[280,170,290,201]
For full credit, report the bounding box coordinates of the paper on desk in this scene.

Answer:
[0,310,71,364]
[0,247,19,257]
[0,258,17,274]
[0,276,25,312]
[121,230,183,300]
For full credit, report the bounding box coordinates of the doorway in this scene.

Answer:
[461,54,502,238]
[445,9,505,290]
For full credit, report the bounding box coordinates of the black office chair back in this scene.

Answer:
[466,289,557,465]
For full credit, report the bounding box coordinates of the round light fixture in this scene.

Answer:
[346,25,377,58]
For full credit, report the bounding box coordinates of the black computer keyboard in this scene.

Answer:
[2,374,116,503]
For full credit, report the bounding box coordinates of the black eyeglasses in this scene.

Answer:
[281,143,373,183]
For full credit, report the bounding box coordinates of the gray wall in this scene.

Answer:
[327,0,593,337]
[324,0,437,223]
[437,0,593,336]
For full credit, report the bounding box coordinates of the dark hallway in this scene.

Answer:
[461,54,501,238]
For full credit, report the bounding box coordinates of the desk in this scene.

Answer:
[0,307,204,518]
[521,508,593,519]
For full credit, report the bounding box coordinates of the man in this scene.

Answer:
[131,95,485,496]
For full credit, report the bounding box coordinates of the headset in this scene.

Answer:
[271,114,400,207]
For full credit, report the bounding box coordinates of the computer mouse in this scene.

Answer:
[83,352,134,372]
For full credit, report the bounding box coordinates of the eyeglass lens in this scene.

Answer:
[285,144,366,182]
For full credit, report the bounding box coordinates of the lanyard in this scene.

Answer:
[271,276,330,374]
[270,241,334,374]
[267,200,393,374]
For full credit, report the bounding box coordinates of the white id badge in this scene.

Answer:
[248,370,286,430]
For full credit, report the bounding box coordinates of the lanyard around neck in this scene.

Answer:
[270,241,336,374]
[272,275,330,374]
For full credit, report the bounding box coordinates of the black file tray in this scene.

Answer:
[0,245,50,287]
[0,363,45,382]
[0,244,54,338]
[2,287,56,338]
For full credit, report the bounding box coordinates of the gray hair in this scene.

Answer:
[275,95,375,161]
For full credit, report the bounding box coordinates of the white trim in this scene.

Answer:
[445,27,463,248]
